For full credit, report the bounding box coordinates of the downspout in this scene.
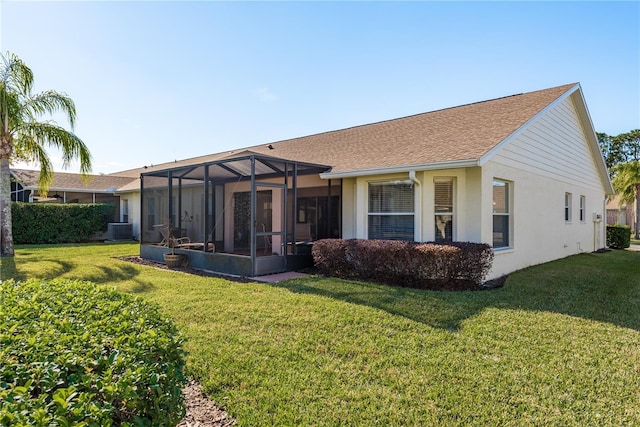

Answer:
[600,196,607,250]
[409,171,421,241]
[409,170,420,186]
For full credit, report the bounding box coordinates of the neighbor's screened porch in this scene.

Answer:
[139,153,340,276]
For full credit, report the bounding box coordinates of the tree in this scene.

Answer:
[0,52,92,257]
[599,130,640,174]
[598,132,625,174]
[611,160,640,240]
[615,129,640,163]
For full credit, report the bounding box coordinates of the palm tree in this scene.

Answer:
[0,51,92,257]
[611,160,640,240]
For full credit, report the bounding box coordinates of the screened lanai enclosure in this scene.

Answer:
[140,153,341,276]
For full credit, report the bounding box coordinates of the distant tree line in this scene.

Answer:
[598,130,640,175]
[599,129,640,239]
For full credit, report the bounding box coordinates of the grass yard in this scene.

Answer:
[2,243,639,426]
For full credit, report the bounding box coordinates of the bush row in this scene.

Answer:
[606,224,631,249]
[11,202,115,244]
[312,239,494,290]
[0,279,186,426]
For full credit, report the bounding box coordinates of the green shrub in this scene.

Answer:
[606,224,631,249]
[11,202,115,244]
[0,279,186,425]
[312,239,494,290]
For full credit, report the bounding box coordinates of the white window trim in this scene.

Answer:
[579,195,586,223]
[492,179,512,250]
[367,180,416,241]
[565,192,572,223]
[434,177,455,242]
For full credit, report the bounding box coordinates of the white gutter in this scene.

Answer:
[319,159,479,179]
[20,186,118,194]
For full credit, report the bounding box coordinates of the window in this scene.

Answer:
[565,193,572,222]
[492,180,510,248]
[368,182,414,240]
[579,196,586,222]
[146,197,156,231]
[122,199,129,223]
[434,179,454,242]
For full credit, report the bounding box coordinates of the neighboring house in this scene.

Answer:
[109,82,613,279]
[10,169,133,222]
[606,194,635,228]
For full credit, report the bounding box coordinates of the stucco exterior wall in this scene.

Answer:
[118,191,140,239]
[339,168,481,243]
[338,95,609,280]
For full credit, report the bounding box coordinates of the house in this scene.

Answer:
[606,194,636,229]
[10,169,132,222]
[109,82,613,279]
[8,83,613,279]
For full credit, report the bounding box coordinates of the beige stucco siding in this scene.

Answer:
[118,191,141,239]
[340,168,478,243]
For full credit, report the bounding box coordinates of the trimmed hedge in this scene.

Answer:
[0,279,186,425]
[606,224,631,249]
[312,239,494,290]
[11,202,115,244]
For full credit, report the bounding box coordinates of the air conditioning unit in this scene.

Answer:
[107,223,133,241]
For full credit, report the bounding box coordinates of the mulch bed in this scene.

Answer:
[178,380,235,427]
[119,256,253,283]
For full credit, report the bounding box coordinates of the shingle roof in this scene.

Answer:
[111,83,577,180]
[12,169,135,192]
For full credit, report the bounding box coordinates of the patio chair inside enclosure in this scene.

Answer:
[153,223,191,248]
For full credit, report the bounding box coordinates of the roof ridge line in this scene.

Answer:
[249,83,577,147]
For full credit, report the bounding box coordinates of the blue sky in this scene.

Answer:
[1,1,639,174]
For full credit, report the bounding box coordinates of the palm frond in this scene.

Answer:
[27,90,77,129]
[611,160,640,204]
[13,132,54,195]
[20,121,92,174]
[0,52,33,98]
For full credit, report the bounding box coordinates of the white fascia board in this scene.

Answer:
[22,186,117,194]
[478,83,580,167]
[319,159,479,179]
[570,86,615,194]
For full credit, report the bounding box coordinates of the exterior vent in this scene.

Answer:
[107,223,133,241]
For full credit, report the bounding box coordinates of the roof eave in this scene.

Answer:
[319,159,480,179]
[17,186,119,194]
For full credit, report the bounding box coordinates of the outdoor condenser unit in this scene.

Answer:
[107,223,133,241]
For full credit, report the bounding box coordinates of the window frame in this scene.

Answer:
[367,181,415,241]
[565,192,572,223]
[579,195,586,223]
[122,199,129,223]
[492,179,512,249]
[434,178,455,243]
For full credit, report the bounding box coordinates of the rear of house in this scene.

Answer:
[110,83,612,279]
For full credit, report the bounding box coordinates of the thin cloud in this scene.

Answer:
[257,87,278,102]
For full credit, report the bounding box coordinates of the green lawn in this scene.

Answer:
[2,243,639,426]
